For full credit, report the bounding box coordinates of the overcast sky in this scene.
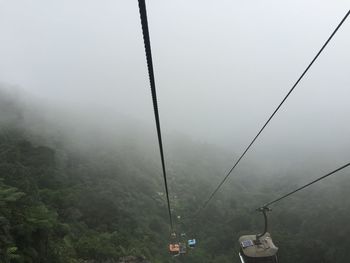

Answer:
[0,0,349,176]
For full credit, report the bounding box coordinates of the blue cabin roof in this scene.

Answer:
[188,239,196,245]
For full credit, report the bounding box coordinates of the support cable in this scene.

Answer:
[259,162,350,209]
[196,9,350,215]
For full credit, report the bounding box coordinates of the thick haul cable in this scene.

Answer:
[137,0,174,230]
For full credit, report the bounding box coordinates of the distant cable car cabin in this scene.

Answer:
[188,239,196,248]
[169,243,180,255]
[179,242,187,254]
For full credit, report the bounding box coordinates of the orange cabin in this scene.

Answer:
[169,244,180,254]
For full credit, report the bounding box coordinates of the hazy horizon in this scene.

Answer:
[0,0,349,181]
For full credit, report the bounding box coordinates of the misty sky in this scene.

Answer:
[0,0,349,177]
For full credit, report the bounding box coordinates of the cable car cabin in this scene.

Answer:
[169,243,180,255]
[238,233,278,263]
[188,239,196,248]
[179,242,187,254]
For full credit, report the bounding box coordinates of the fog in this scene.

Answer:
[0,0,349,181]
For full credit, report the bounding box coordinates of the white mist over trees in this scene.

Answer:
[0,0,349,178]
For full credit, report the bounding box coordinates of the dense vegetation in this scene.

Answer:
[0,90,349,262]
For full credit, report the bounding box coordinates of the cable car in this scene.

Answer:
[169,243,180,255]
[239,233,278,263]
[179,242,187,254]
[238,207,278,263]
[188,239,196,248]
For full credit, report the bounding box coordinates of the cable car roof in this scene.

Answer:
[239,233,278,258]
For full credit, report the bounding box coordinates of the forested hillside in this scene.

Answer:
[0,90,349,263]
